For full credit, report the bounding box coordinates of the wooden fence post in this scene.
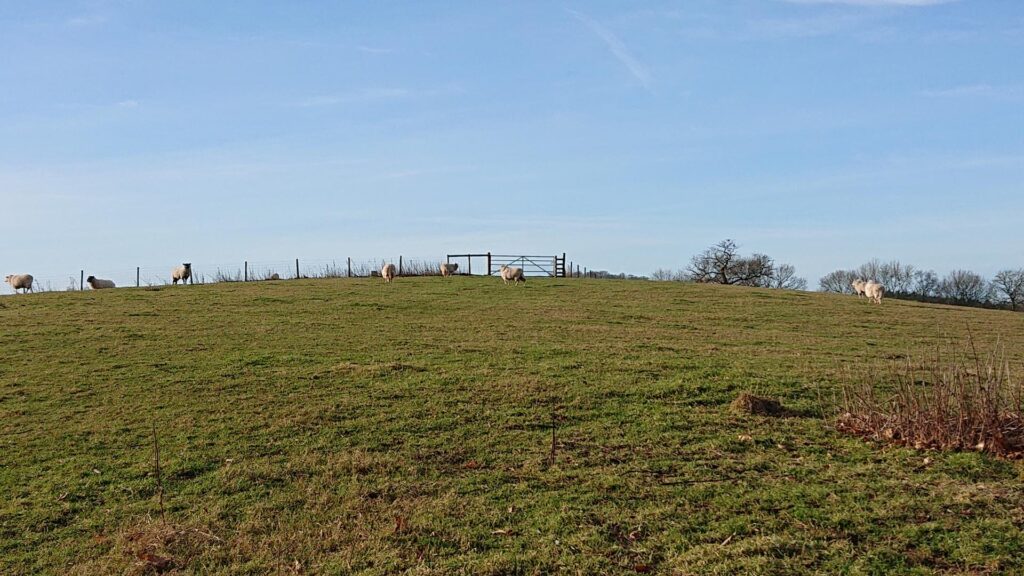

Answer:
[80,270,84,291]
[136,267,140,287]
[347,257,352,278]
[487,252,492,276]
[244,261,248,282]
[399,256,403,276]
[296,259,300,279]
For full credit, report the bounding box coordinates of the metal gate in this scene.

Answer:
[445,252,568,277]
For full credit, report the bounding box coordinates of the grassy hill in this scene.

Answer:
[2,278,1023,575]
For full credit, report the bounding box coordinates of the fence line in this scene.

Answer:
[7,251,592,294]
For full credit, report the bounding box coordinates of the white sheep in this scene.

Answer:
[851,279,867,297]
[171,263,192,285]
[86,276,116,289]
[381,263,397,283]
[440,262,459,277]
[500,265,525,285]
[5,274,34,294]
[864,280,885,304]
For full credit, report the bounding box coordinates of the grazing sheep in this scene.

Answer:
[499,265,526,285]
[4,274,33,294]
[86,276,116,289]
[852,279,867,297]
[440,262,459,277]
[381,263,397,283]
[171,263,192,285]
[864,280,885,304]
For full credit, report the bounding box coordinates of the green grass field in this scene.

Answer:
[2,277,1023,575]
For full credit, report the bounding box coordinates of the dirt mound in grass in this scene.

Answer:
[731,392,787,417]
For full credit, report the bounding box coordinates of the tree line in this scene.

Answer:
[649,240,1024,312]
[819,261,1024,311]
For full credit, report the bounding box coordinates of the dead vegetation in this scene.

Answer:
[835,343,1024,459]
[117,521,223,575]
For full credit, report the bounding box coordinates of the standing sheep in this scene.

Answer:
[4,274,34,294]
[381,263,397,283]
[852,279,867,297]
[864,281,885,304]
[440,262,459,277]
[86,276,116,289]
[500,265,526,285]
[171,263,192,285]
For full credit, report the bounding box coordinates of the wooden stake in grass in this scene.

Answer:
[152,421,166,523]
[549,400,558,467]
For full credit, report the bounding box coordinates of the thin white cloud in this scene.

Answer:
[566,8,653,91]
[922,84,1024,99]
[780,0,957,6]
[66,14,108,27]
[115,99,140,108]
[292,88,410,108]
[752,13,867,38]
[374,165,478,181]
[290,85,462,108]
[357,45,395,55]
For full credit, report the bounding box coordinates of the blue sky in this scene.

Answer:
[2,0,1022,288]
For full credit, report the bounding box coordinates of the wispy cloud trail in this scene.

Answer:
[566,8,652,91]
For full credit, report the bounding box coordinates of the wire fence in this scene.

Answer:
[5,255,449,294]
[6,250,593,295]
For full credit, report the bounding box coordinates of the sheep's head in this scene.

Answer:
[183,263,192,268]
[87,276,96,282]
[4,275,11,284]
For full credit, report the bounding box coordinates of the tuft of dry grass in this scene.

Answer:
[835,344,1024,458]
[114,520,223,576]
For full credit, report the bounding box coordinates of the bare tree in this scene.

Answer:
[938,269,991,305]
[819,269,858,294]
[879,260,916,295]
[651,268,675,281]
[992,269,1024,311]
[770,263,808,290]
[687,239,775,287]
[912,269,940,299]
[857,259,882,282]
